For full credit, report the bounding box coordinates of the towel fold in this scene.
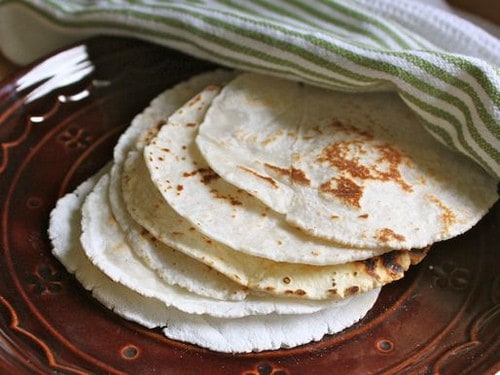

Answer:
[0,0,498,179]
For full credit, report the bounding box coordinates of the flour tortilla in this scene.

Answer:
[49,172,380,352]
[108,70,244,300]
[123,150,425,300]
[84,173,346,316]
[145,86,387,265]
[196,73,498,249]
[163,287,380,353]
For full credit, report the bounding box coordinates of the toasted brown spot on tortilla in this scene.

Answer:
[344,286,359,296]
[409,246,430,265]
[318,140,372,179]
[320,177,363,208]
[186,122,197,128]
[161,148,171,153]
[330,215,339,219]
[328,288,338,295]
[198,167,220,185]
[187,94,202,107]
[264,163,289,177]
[376,228,406,243]
[210,189,242,206]
[291,168,311,186]
[283,276,291,284]
[176,185,183,192]
[265,286,276,292]
[183,170,198,178]
[426,194,456,234]
[238,165,278,188]
[317,124,412,192]
[294,289,306,296]
[205,84,221,92]
[375,144,413,192]
[156,119,166,129]
[262,128,285,145]
[358,214,369,219]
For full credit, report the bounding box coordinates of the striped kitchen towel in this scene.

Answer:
[0,0,498,178]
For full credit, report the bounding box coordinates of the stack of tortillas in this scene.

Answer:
[48,71,498,353]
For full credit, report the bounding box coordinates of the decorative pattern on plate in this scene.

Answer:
[0,37,497,374]
[430,261,471,291]
[0,296,89,375]
[26,264,65,295]
[243,362,288,375]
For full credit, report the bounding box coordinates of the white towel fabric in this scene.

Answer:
[0,0,498,179]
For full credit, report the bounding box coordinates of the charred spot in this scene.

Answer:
[265,286,276,292]
[161,148,171,153]
[328,288,338,295]
[294,289,306,296]
[344,286,360,296]
[186,122,197,128]
[176,185,184,192]
[282,276,291,284]
[381,251,405,275]
[358,214,369,219]
[361,257,379,279]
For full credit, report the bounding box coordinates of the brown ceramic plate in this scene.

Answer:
[0,36,498,375]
